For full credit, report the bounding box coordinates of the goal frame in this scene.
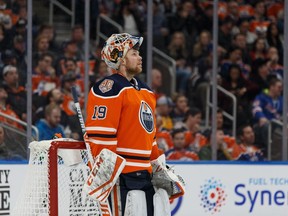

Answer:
[49,140,86,216]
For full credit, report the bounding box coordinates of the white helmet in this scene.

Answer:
[101,33,143,70]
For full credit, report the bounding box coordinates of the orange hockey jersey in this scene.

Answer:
[85,73,160,174]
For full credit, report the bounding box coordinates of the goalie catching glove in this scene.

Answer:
[151,154,185,199]
[83,148,126,202]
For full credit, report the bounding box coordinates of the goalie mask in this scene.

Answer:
[101,33,143,70]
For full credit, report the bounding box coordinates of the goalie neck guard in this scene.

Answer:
[101,33,143,70]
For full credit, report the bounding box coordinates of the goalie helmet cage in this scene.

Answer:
[12,139,101,216]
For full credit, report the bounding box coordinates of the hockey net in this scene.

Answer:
[12,139,101,216]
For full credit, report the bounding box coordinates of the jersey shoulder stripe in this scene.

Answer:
[92,73,153,97]
[92,74,129,97]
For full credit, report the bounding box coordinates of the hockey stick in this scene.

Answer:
[72,86,112,216]
[71,86,94,164]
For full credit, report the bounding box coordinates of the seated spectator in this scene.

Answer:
[151,68,164,100]
[266,23,283,64]
[233,18,257,46]
[249,37,267,62]
[32,53,58,96]
[70,24,96,60]
[170,93,189,125]
[63,58,84,93]
[218,17,234,52]
[249,59,270,100]
[32,35,50,66]
[252,78,283,126]
[37,24,60,53]
[63,58,81,76]
[249,1,270,35]
[175,107,203,151]
[112,0,144,37]
[198,129,232,160]
[34,88,66,124]
[266,46,283,80]
[156,115,173,153]
[12,35,26,81]
[36,103,66,141]
[236,124,265,161]
[192,30,212,62]
[220,47,250,80]
[156,95,174,131]
[167,1,197,45]
[165,128,199,161]
[208,108,232,136]
[252,78,283,151]
[2,65,26,120]
[55,40,81,75]
[232,33,251,65]
[166,31,192,93]
[1,49,17,73]
[14,18,27,38]
[0,82,22,129]
[220,64,253,126]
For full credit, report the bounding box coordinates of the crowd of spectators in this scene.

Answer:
[0,0,285,161]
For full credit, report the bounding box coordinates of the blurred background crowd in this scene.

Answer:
[0,0,285,161]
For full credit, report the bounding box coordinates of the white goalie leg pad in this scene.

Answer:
[83,148,126,202]
[124,190,147,216]
[153,188,170,216]
[151,154,186,199]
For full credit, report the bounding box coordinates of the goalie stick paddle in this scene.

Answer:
[71,86,94,164]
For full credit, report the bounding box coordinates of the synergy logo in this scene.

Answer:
[199,178,227,214]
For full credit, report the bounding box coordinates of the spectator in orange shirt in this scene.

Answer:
[166,128,199,161]
[32,53,58,96]
[249,1,270,35]
[176,107,202,146]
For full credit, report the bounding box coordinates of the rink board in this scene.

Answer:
[2,161,288,216]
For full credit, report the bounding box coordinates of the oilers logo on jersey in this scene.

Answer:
[139,101,154,133]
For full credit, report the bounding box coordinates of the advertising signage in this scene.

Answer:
[2,162,288,215]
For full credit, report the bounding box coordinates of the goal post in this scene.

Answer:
[12,139,101,216]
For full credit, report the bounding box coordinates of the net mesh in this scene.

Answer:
[12,139,101,216]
